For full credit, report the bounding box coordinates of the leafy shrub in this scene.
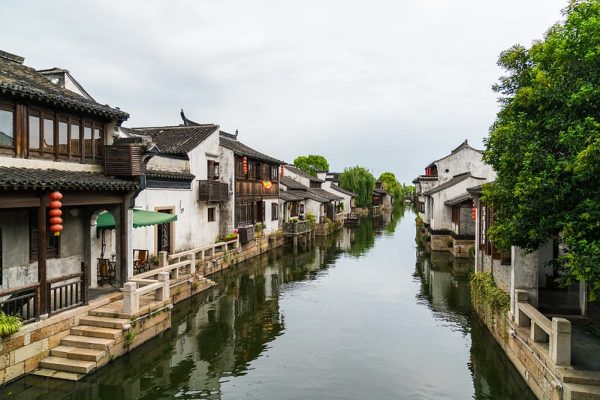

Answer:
[0,312,22,338]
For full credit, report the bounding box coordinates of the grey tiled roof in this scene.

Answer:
[280,190,304,202]
[220,133,284,165]
[309,188,343,201]
[330,184,357,197]
[280,176,307,190]
[284,165,324,183]
[290,189,329,203]
[123,125,219,156]
[0,167,138,191]
[423,172,486,196]
[146,169,195,181]
[0,53,128,120]
[444,192,472,207]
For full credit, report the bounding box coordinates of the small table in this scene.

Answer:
[97,258,117,287]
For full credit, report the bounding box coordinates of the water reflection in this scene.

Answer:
[3,208,534,400]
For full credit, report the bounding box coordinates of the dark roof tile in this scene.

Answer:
[123,125,219,156]
[0,54,128,120]
[0,167,138,191]
[220,133,283,165]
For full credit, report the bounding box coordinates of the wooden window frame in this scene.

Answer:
[29,210,60,262]
[207,160,220,180]
[271,202,278,220]
[208,207,215,222]
[27,109,42,156]
[0,103,15,152]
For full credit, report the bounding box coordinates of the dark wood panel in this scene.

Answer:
[0,194,41,208]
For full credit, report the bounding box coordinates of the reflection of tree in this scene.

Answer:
[383,206,407,235]
[347,218,375,257]
[414,248,536,400]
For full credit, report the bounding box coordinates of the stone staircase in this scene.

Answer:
[32,312,130,381]
[560,368,600,400]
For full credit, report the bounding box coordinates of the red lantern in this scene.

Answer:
[49,225,63,233]
[280,165,284,177]
[242,157,248,175]
[49,209,62,217]
[48,191,64,236]
[472,207,477,221]
[49,217,63,225]
[49,191,63,201]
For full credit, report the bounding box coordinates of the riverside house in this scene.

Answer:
[415,140,494,257]
[219,130,283,242]
[119,112,226,257]
[282,165,344,223]
[0,50,139,320]
[315,170,357,216]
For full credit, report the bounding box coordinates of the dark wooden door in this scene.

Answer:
[256,201,265,222]
[156,210,172,254]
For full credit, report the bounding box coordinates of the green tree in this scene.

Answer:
[339,166,375,207]
[293,155,330,177]
[483,0,600,298]
[378,172,403,200]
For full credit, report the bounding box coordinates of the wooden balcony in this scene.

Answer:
[236,180,279,198]
[104,144,144,177]
[198,180,229,202]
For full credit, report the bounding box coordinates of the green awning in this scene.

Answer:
[97,209,177,230]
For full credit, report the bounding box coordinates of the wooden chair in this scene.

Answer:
[97,258,116,287]
[133,249,151,275]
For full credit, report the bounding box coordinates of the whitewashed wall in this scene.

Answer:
[133,130,224,255]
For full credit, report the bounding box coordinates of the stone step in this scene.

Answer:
[61,335,114,351]
[567,383,600,400]
[31,368,84,381]
[89,307,129,319]
[560,369,600,386]
[79,315,130,329]
[51,345,105,362]
[71,325,122,340]
[39,356,95,374]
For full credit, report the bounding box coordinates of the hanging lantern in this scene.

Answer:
[471,203,477,221]
[261,180,273,190]
[48,191,64,236]
[242,157,248,175]
[280,165,285,177]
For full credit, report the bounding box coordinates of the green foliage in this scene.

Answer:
[293,155,329,177]
[339,166,375,207]
[0,312,22,338]
[483,0,600,298]
[125,330,136,346]
[470,272,510,313]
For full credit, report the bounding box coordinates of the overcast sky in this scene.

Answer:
[2,0,565,183]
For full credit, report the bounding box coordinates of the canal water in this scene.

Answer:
[3,208,535,400]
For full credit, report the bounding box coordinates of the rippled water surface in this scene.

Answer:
[3,208,535,399]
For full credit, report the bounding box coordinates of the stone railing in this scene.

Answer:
[123,272,170,315]
[167,239,240,264]
[514,290,571,366]
[283,221,312,235]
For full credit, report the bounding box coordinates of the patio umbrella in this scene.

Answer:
[96,209,177,230]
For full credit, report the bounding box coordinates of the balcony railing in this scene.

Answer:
[283,221,313,235]
[198,180,229,202]
[236,180,279,197]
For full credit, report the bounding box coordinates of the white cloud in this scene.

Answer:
[1,0,566,182]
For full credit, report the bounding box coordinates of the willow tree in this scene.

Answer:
[378,172,402,200]
[483,0,600,298]
[339,166,375,207]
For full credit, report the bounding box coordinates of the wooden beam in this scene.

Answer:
[37,194,47,317]
[0,194,41,208]
[60,194,123,206]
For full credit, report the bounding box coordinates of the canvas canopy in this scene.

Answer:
[96,209,176,229]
